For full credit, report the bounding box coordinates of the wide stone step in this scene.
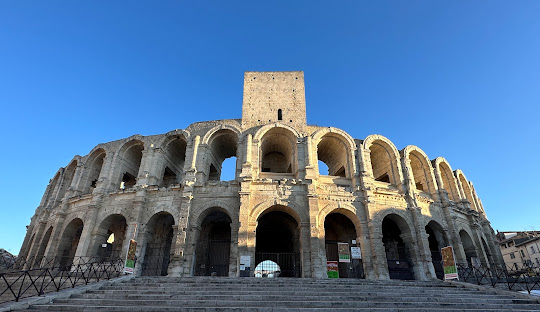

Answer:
[28,303,540,312]
[130,278,448,287]
[21,276,540,312]
[37,298,540,310]
[62,295,537,305]
[77,290,510,300]
[98,284,486,293]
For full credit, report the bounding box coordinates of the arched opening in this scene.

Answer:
[370,142,398,185]
[409,151,432,194]
[324,213,363,278]
[34,226,53,268]
[194,210,231,276]
[142,212,174,276]
[95,214,127,260]
[206,129,238,182]
[57,218,83,269]
[83,149,106,194]
[458,174,477,211]
[118,140,144,189]
[481,237,494,266]
[439,162,459,202]
[260,128,297,174]
[382,215,414,280]
[57,161,77,201]
[425,221,446,280]
[44,173,61,207]
[277,109,283,121]
[317,134,349,177]
[161,136,186,187]
[459,230,478,267]
[255,210,301,277]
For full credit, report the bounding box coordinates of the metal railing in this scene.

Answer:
[0,256,124,303]
[457,263,540,294]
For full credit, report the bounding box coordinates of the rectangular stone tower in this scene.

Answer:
[241,71,306,130]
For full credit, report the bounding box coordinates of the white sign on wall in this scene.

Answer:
[240,255,251,270]
[351,247,362,259]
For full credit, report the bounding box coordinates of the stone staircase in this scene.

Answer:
[26,276,540,311]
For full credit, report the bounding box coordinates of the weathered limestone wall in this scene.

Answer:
[19,71,504,280]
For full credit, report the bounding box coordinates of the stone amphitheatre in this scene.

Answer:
[17,71,503,281]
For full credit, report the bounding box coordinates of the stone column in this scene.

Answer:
[307,193,324,278]
[75,202,101,259]
[43,211,68,263]
[236,186,253,276]
[168,198,192,276]
[400,231,427,280]
[300,221,312,277]
[228,219,240,277]
[24,221,47,269]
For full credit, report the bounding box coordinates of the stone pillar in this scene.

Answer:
[305,135,317,180]
[481,221,504,266]
[69,163,85,197]
[24,221,47,269]
[398,231,426,281]
[17,223,35,269]
[300,221,312,277]
[167,189,194,276]
[228,220,240,277]
[134,224,152,277]
[191,136,200,170]
[470,222,489,266]
[184,225,201,276]
[75,202,101,259]
[369,227,389,280]
[167,225,181,275]
[139,146,164,186]
[43,211,68,263]
[236,186,253,276]
[307,193,324,278]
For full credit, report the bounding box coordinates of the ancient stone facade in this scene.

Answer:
[18,71,503,280]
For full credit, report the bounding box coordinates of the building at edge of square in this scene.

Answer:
[17,71,503,280]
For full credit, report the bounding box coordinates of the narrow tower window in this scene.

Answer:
[278,109,283,121]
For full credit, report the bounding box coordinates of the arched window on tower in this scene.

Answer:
[278,109,283,121]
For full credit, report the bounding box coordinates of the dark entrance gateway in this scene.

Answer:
[382,215,415,280]
[425,221,447,280]
[194,210,232,276]
[255,210,301,277]
[324,213,364,278]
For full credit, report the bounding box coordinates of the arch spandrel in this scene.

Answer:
[201,124,243,146]
[311,127,357,152]
[249,200,306,225]
[191,199,238,227]
[156,130,191,150]
[117,139,145,156]
[371,208,415,233]
[253,123,301,142]
[142,205,179,227]
[317,203,362,236]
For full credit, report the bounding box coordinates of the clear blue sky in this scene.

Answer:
[1,1,539,255]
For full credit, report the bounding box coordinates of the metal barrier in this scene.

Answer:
[457,263,540,294]
[0,256,124,303]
